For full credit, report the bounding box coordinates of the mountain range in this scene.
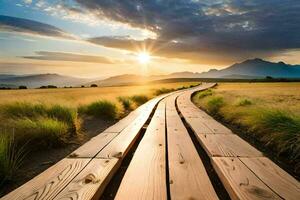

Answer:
[91,58,300,86]
[0,73,90,88]
[1,58,300,88]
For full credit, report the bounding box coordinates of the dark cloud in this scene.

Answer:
[76,0,300,63]
[87,36,278,65]
[0,15,74,39]
[22,51,115,64]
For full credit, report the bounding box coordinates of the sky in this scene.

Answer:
[0,0,299,78]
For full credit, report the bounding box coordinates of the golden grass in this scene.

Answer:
[193,82,300,132]
[0,82,199,107]
[193,83,300,173]
[207,83,300,115]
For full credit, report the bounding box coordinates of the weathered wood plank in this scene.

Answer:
[177,94,232,134]
[114,102,167,200]
[104,97,159,133]
[212,157,281,200]
[0,90,175,200]
[166,95,219,200]
[203,119,233,134]
[240,157,300,200]
[197,134,262,157]
[69,132,119,158]
[96,113,150,159]
[54,158,119,200]
[2,158,89,200]
[95,98,164,159]
[104,111,140,133]
[185,118,215,134]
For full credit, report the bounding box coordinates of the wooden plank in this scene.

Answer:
[2,158,89,200]
[104,98,156,133]
[54,158,119,200]
[74,94,165,159]
[179,106,212,119]
[240,157,300,200]
[166,95,219,200]
[96,96,165,159]
[69,132,119,158]
[1,92,171,200]
[104,111,140,133]
[203,119,233,134]
[96,112,150,159]
[177,94,232,134]
[212,157,281,200]
[197,134,262,157]
[185,118,215,134]
[115,102,167,200]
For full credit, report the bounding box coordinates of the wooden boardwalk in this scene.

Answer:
[2,83,299,200]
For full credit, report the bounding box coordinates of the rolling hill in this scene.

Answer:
[1,58,300,88]
[89,58,300,86]
[0,73,90,88]
[199,58,300,78]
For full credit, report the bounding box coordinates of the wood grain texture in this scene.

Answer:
[104,94,166,133]
[114,102,167,200]
[1,158,89,200]
[54,158,119,200]
[104,111,140,133]
[96,113,150,159]
[240,157,300,200]
[185,118,215,134]
[96,96,165,159]
[69,132,119,158]
[212,157,281,200]
[71,96,166,158]
[104,97,158,133]
[177,85,232,135]
[166,95,219,200]
[197,134,262,157]
[202,119,233,134]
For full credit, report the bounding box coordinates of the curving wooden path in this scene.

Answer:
[2,83,299,200]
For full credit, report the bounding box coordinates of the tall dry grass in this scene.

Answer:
[193,83,300,173]
[0,82,199,182]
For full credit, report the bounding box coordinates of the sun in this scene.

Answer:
[137,52,151,64]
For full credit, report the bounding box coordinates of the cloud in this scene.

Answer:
[86,36,278,65]
[74,0,300,64]
[34,1,104,27]
[21,51,115,64]
[23,0,32,5]
[0,15,75,39]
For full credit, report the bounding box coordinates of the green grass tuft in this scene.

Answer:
[153,88,175,96]
[189,83,201,88]
[117,96,132,111]
[1,102,77,134]
[177,86,187,90]
[207,96,224,114]
[12,118,69,147]
[1,102,47,118]
[0,133,27,184]
[81,100,118,119]
[255,110,300,159]
[197,89,213,99]
[236,98,253,106]
[48,105,77,125]
[130,95,149,106]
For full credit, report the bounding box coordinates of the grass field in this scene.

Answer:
[192,83,300,175]
[0,82,199,185]
[0,82,198,106]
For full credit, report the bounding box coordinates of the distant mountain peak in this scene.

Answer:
[278,61,286,65]
[0,73,90,88]
[243,58,268,64]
